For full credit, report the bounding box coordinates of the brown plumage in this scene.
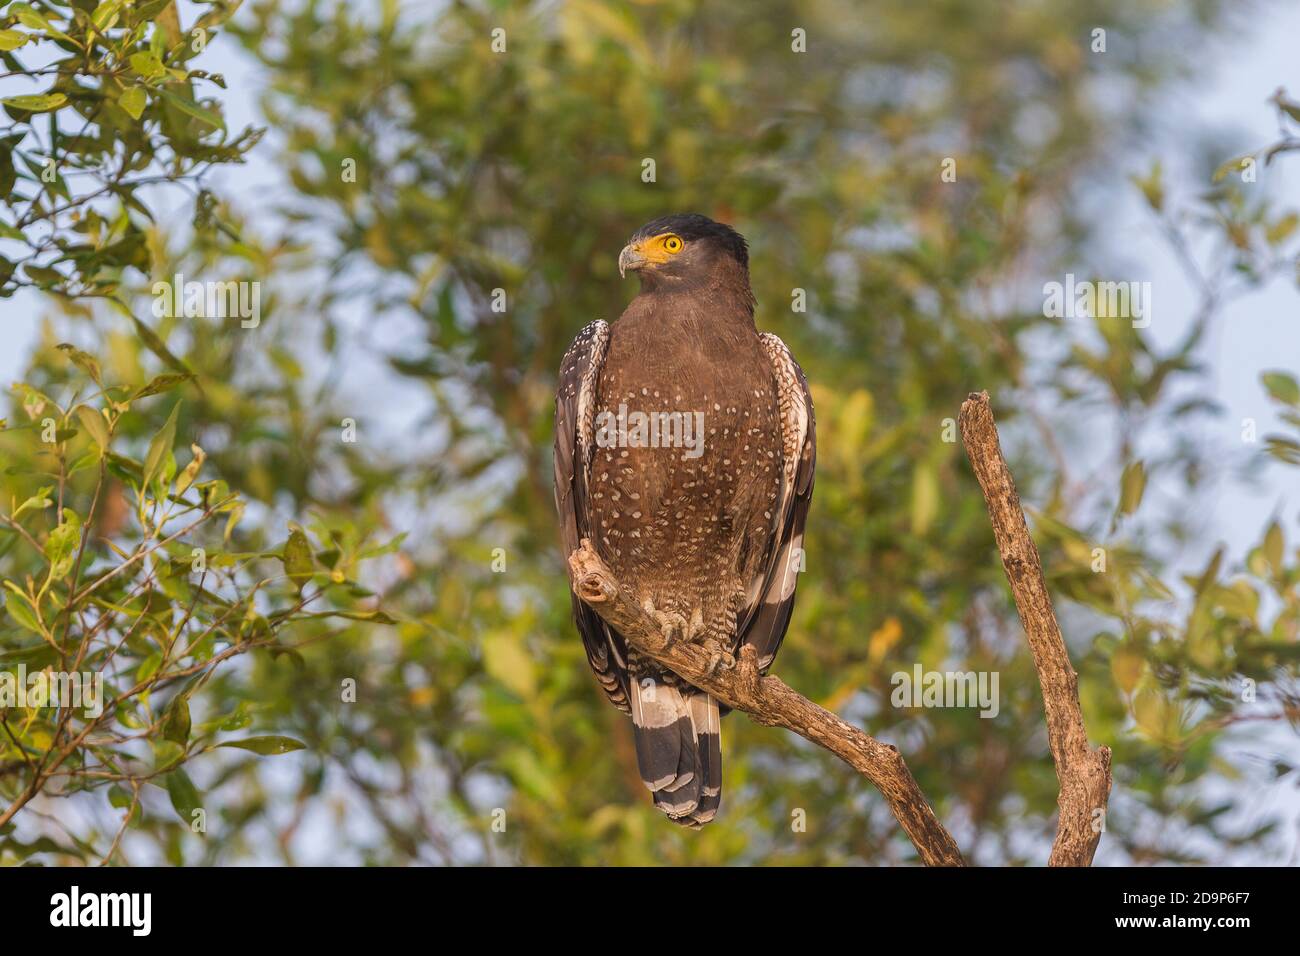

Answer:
[554,214,816,827]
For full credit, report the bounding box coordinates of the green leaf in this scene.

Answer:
[1265,212,1298,246]
[0,30,29,52]
[119,85,147,121]
[164,769,201,822]
[158,88,224,130]
[217,735,307,756]
[143,400,180,490]
[23,264,63,286]
[1,93,67,113]
[136,652,162,685]
[1274,91,1300,124]
[44,509,81,579]
[132,371,193,400]
[1262,370,1300,407]
[2,834,85,861]
[132,0,174,25]
[107,299,194,377]
[359,532,408,559]
[4,595,42,635]
[92,0,126,31]
[1118,461,1146,516]
[56,343,102,383]
[297,608,398,625]
[12,486,54,519]
[1264,522,1284,572]
[1211,154,1252,184]
[174,444,205,495]
[1110,644,1145,695]
[1131,162,1163,211]
[0,639,58,667]
[1265,436,1300,465]
[281,528,315,592]
[0,150,14,199]
[223,501,244,543]
[11,4,71,41]
[128,51,165,80]
[1215,580,1260,620]
[1133,689,1173,742]
[73,406,110,454]
[217,704,251,732]
[161,695,192,745]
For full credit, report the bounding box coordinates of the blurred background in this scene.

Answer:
[1,0,1299,865]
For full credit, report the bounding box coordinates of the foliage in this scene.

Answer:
[0,0,259,299]
[0,363,395,864]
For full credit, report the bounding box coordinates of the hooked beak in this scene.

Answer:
[618,243,647,278]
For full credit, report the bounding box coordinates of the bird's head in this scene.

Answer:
[618,213,750,289]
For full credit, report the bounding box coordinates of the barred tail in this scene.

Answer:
[629,678,721,828]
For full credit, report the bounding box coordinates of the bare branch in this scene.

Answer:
[567,542,966,867]
[958,390,1112,866]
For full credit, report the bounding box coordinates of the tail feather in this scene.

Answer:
[631,679,721,827]
[630,679,696,797]
[688,693,722,826]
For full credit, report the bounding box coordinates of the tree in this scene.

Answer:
[0,0,395,865]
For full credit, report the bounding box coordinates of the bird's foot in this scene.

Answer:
[642,598,689,647]
[700,635,736,679]
[703,652,738,679]
[685,607,706,643]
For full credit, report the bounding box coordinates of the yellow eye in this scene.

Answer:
[662,235,683,254]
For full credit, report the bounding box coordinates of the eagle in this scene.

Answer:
[554,213,816,827]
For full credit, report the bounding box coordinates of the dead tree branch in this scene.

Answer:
[567,543,966,866]
[958,390,1113,866]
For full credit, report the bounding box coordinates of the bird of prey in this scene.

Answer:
[554,213,816,827]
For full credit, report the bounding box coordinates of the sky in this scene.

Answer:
[1130,7,1300,555]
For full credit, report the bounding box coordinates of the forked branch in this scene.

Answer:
[959,390,1112,866]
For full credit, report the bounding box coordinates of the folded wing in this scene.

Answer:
[553,320,632,713]
[736,332,817,672]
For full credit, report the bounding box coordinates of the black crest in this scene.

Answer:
[631,213,749,268]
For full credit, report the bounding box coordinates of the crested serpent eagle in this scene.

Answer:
[554,214,816,827]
